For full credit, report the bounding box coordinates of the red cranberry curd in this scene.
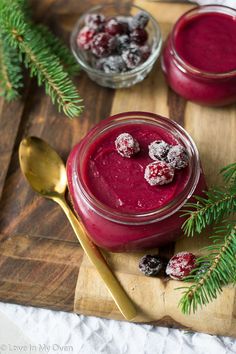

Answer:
[66,112,206,252]
[162,5,236,106]
[86,125,189,213]
[175,12,236,73]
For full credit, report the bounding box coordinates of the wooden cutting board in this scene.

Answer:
[0,0,235,337]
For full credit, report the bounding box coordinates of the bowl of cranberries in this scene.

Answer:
[70,3,162,88]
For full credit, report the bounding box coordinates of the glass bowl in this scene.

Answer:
[70,3,162,89]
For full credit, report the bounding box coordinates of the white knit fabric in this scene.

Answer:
[0,302,235,354]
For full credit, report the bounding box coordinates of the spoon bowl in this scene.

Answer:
[19,136,136,321]
[19,137,67,197]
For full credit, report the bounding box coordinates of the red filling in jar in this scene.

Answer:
[161,5,236,106]
[66,112,206,252]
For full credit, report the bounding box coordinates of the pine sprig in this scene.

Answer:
[36,25,80,76]
[221,162,236,186]
[182,163,236,236]
[182,188,236,236]
[178,162,236,314]
[20,27,83,117]
[0,34,23,100]
[0,0,83,118]
[178,222,236,314]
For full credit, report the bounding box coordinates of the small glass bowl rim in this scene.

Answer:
[70,3,162,78]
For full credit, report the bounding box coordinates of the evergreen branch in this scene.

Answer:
[0,34,23,100]
[7,0,30,14]
[36,25,80,76]
[19,29,83,117]
[221,162,236,186]
[0,0,83,117]
[178,222,236,314]
[181,187,236,236]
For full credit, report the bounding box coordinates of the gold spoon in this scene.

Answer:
[19,136,137,321]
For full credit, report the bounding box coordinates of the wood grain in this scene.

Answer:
[75,251,236,336]
[0,99,25,199]
[0,0,235,337]
[0,234,83,311]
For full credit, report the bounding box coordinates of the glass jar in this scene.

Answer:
[161,5,236,106]
[66,112,206,252]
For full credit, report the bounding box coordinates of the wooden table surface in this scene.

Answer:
[0,0,235,337]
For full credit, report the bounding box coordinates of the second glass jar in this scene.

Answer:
[161,5,236,106]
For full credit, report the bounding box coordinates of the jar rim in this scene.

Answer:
[71,112,201,225]
[170,5,236,79]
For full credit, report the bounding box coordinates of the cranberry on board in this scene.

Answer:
[76,26,96,50]
[139,255,164,276]
[144,161,175,186]
[91,32,116,57]
[166,252,196,280]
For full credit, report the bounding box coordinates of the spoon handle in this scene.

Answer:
[56,196,137,321]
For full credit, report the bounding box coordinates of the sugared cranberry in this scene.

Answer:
[76,26,96,50]
[85,13,105,31]
[166,252,196,280]
[122,45,142,69]
[91,33,116,57]
[144,161,174,186]
[117,34,131,53]
[139,255,163,276]
[140,45,151,61]
[115,133,140,158]
[105,17,124,35]
[96,55,126,73]
[167,145,189,169]
[149,140,171,161]
[130,11,149,29]
[130,28,148,45]
[115,16,131,34]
